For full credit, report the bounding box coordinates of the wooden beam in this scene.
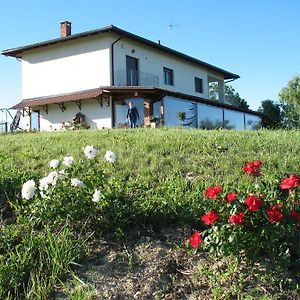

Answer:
[75,100,81,110]
[97,96,103,107]
[58,103,66,112]
[103,95,110,107]
[42,104,48,114]
[23,107,31,116]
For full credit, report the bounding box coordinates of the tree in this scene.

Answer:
[257,99,283,128]
[278,75,300,128]
[209,83,249,110]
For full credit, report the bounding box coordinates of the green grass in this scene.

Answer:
[0,128,300,299]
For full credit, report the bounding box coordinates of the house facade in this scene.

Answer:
[2,22,261,131]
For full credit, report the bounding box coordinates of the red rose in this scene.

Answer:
[242,160,262,177]
[267,205,283,223]
[226,192,236,203]
[205,186,222,199]
[290,210,300,222]
[229,212,245,225]
[189,231,202,249]
[280,173,300,189]
[245,195,263,212]
[201,210,219,225]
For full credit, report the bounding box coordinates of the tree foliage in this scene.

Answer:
[257,99,283,128]
[278,75,300,128]
[209,83,249,110]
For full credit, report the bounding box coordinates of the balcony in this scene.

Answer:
[115,69,159,87]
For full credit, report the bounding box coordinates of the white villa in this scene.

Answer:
[2,21,261,131]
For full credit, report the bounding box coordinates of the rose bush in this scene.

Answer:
[189,160,300,260]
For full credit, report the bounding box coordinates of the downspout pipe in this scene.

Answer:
[111,36,123,86]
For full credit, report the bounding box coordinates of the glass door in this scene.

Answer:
[126,56,139,86]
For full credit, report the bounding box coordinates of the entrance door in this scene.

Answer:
[126,56,139,86]
[31,110,40,131]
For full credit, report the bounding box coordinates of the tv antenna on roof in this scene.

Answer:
[169,22,179,30]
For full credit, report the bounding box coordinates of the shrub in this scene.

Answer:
[13,146,116,231]
[189,160,300,261]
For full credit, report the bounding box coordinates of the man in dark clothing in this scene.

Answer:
[126,101,140,128]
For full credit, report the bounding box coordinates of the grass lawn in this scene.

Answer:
[0,128,300,299]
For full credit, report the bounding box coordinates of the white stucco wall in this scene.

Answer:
[22,34,112,99]
[21,32,228,101]
[37,99,112,131]
[113,38,226,98]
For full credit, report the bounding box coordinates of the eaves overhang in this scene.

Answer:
[2,25,239,80]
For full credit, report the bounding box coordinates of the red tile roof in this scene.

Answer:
[11,88,103,109]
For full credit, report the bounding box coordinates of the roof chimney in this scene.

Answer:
[60,21,72,37]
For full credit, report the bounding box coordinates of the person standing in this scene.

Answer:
[126,101,140,128]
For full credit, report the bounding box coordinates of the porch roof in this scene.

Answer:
[11,86,262,117]
[11,87,166,110]
[11,88,104,109]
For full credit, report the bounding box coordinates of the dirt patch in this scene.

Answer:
[53,226,300,300]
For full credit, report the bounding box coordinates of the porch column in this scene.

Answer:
[143,99,152,127]
[161,97,164,126]
[218,80,225,103]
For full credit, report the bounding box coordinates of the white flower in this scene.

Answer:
[71,178,85,188]
[58,169,66,180]
[83,145,97,159]
[39,176,50,192]
[49,159,60,169]
[47,171,58,186]
[21,180,36,200]
[63,156,74,167]
[104,151,116,163]
[92,189,101,203]
[39,171,58,199]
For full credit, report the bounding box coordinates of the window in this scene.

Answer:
[195,77,203,93]
[163,67,174,85]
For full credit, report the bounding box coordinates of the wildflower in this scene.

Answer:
[21,180,36,200]
[201,210,219,225]
[267,205,283,223]
[290,210,300,222]
[245,195,263,212]
[39,177,50,199]
[104,151,116,163]
[39,172,59,199]
[242,160,262,177]
[39,176,50,191]
[63,156,74,167]
[280,173,300,189]
[189,231,202,249]
[92,189,101,203]
[49,159,60,169]
[58,169,66,180]
[83,145,97,159]
[229,212,245,225]
[71,178,85,188]
[205,186,222,199]
[226,192,236,203]
[47,171,58,186]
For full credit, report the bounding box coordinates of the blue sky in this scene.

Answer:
[0,0,299,110]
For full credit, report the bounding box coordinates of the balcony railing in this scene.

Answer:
[115,69,159,87]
